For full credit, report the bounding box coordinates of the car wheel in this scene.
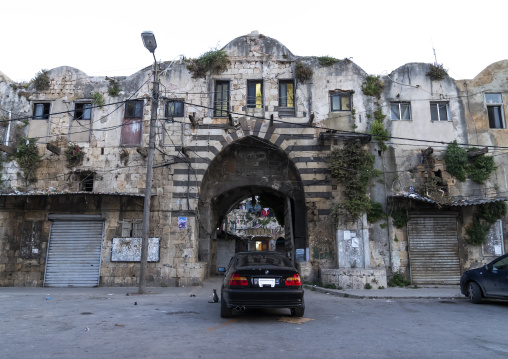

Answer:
[291,298,305,317]
[468,282,483,304]
[220,294,233,318]
[291,306,305,317]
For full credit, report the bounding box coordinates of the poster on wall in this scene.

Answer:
[178,217,187,229]
[111,237,160,262]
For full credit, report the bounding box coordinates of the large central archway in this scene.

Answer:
[198,136,307,275]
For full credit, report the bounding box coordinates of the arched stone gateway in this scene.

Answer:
[198,136,308,276]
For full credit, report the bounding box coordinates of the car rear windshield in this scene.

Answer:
[235,253,293,268]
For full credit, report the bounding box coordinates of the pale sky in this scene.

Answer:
[2,0,507,83]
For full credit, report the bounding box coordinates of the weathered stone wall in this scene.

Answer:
[1,32,507,287]
[456,60,508,270]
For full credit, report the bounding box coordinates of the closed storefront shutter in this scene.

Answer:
[407,214,460,285]
[44,217,104,287]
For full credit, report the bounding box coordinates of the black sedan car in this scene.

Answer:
[460,253,508,303]
[220,251,305,318]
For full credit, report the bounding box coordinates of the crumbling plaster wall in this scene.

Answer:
[0,65,205,286]
[2,32,506,286]
[371,63,469,275]
[456,60,508,265]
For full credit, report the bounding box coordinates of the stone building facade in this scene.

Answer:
[0,32,506,287]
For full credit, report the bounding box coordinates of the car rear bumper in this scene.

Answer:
[223,287,304,308]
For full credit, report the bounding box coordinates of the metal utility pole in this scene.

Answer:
[139,31,158,294]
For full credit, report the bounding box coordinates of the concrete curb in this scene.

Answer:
[304,284,467,300]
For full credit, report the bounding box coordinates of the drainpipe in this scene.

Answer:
[5,111,11,146]
[381,154,393,274]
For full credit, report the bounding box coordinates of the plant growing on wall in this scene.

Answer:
[92,92,105,108]
[14,137,41,183]
[64,143,85,168]
[32,69,50,91]
[445,141,496,183]
[367,201,384,223]
[445,140,468,181]
[477,201,507,223]
[370,108,389,151]
[361,75,384,98]
[390,208,408,228]
[465,220,490,245]
[469,155,496,184]
[317,56,339,67]
[328,141,381,223]
[187,48,230,78]
[295,62,313,83]
[107,78,120,97]
[258,217,272,226]
[388,273,411,287]
[426,64,448,81]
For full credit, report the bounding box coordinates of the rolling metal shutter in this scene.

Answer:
[407,214,460,285]
[44,217,104,287]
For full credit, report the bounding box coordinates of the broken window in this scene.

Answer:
[247,80,263,108]
[166,100,184,118]
[330,91,351,112]
[391,102,411,120]
[485,93,505,129]
[121,100,144,146]
[278,80,295,117]
[69,102,92,142]
[75,103,92,121]
[214,81,230,117]
[28,102,51,143]
[430,102,449,122]
[79,172,94,192]
[121,219,143,237]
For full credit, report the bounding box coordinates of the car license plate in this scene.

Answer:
[258,278,275,287]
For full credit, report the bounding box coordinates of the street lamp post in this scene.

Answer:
[139,31,159,294]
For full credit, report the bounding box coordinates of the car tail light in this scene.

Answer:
[229,273,248,286]
[285,273,302,286]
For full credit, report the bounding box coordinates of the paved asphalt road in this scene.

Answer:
[0,279,507,359]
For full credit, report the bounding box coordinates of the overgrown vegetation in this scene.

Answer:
[367,201,384,223]
[426,63,448,81]
[187,48,230,78]
[295,62,313,83]
[445,141,468,181]
[469,155,496,184]
[317,56,339,67]
[423,176,441,196]
[14,137,41,183]
[64,143,85,168]
[92,92,105,108]
[388,273,411,287]
[370,108,389,150]
[32,70,50,91]
[465,220,491,245]
[445,141,496,183]
[477,201,507,223]
[390,208,408,228]
[107,78,120,97]
[361,75,384,98]
[328,141,381,223]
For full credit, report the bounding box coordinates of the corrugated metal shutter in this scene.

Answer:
[407,214,460,285]
[44,220,104,287]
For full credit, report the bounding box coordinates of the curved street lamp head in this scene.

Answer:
[141,31,157,53]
